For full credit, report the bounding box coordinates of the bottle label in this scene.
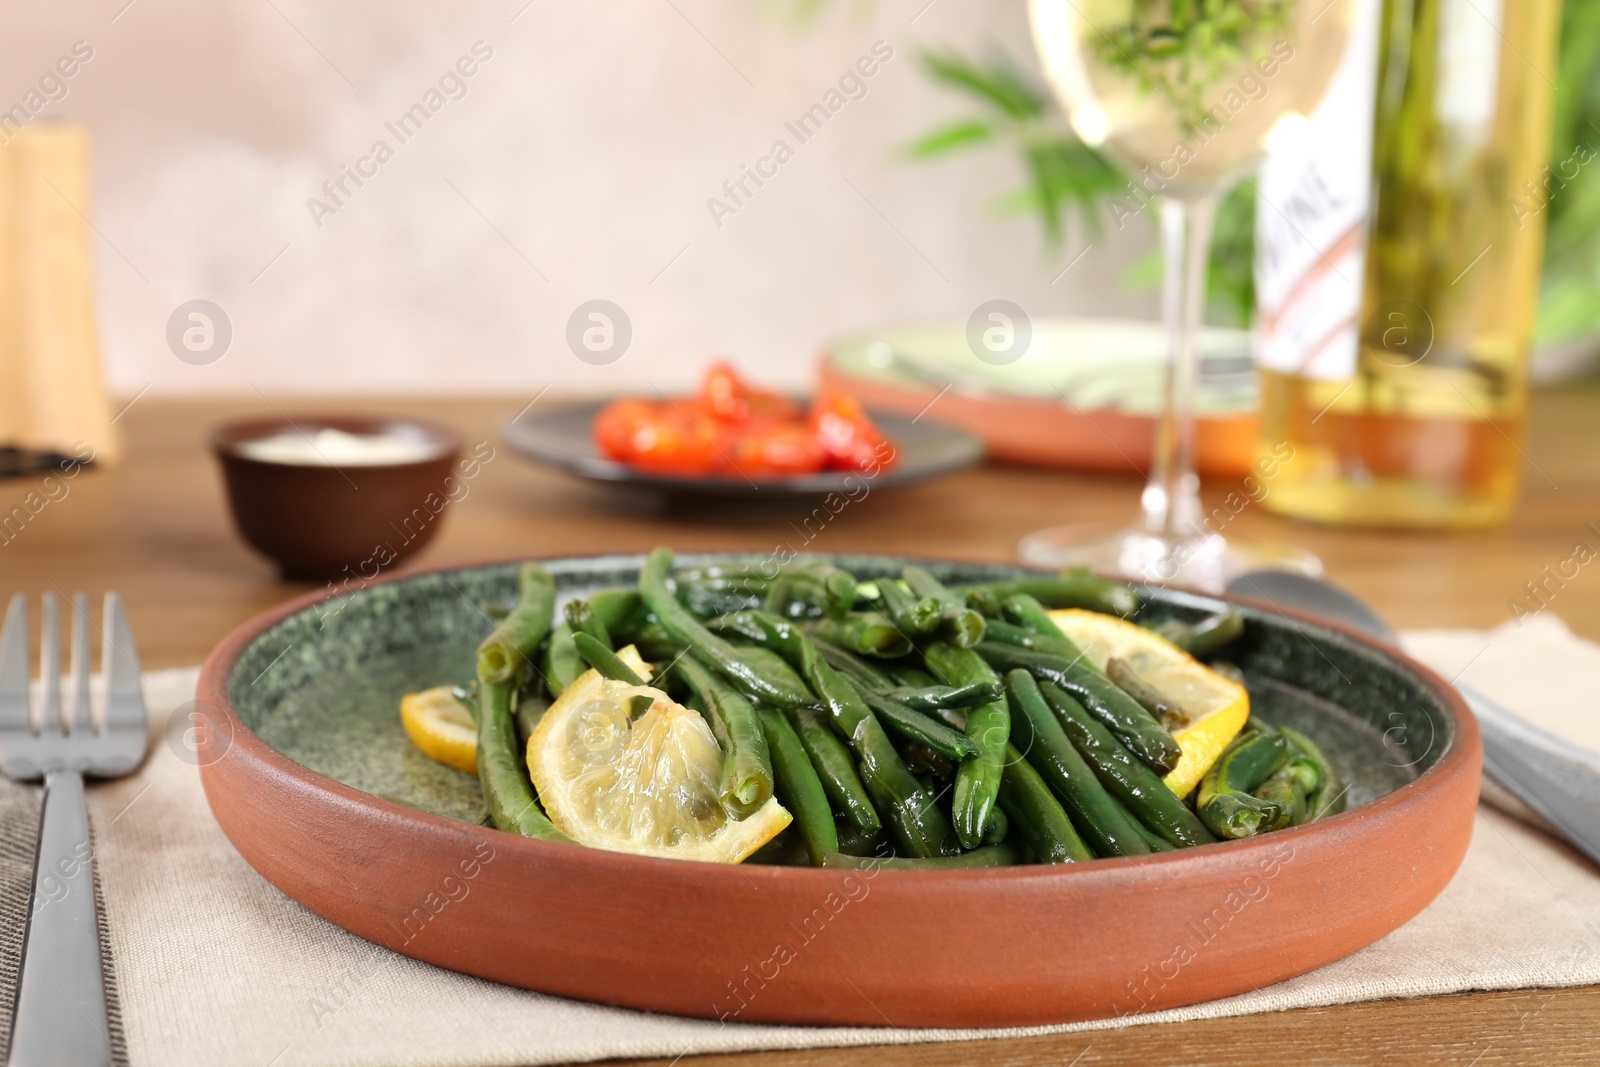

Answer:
[1254,0,1382,381]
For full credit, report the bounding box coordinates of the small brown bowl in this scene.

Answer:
[212,415,464,582]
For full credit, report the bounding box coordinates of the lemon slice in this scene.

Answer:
[400,686,479,775]
[527,645,791,863]
[1048,609,1250,797]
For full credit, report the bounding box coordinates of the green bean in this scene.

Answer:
[788,706,881,836]
[997,592,1068,637]
[856,686,979,761]
[998,742,1093,863]
[834,820,889,857]
[477,563,557,684]
[586,588,643,630]
[758,707,836,864]
[1106,656,1194,731]
[805,613,913,658]
[1004,670,1150,858]
[982,618,1082,657]
[513,691,547,753]
[572,632,647,686]
[884,663,940,688]
[640,548,812,706]
[1152,609,1246,658]
[882,682,1004,711]
[670,652,774,817]
[1196,728,1290,839]
[923,642,1009,850]
[982,805,1009,845]
[708,611,959,858]
[964,585,1003,618]
[1040,682,1216,848]
[977,642,1182,775]
[812,637,896,690]
[897,740,957,784]
[1254,773,1306,830]
[679,580,760,619]
[564,599,612,649]
[903,566,987,648]
[1128,815,1176,852]
[477,679,569,841]
[1281,725,1347,821]
[543,623,584,697]
[954,570,1139,618]
[765,573,858,620]
[819,843,1023,869]
[877,578,942,635]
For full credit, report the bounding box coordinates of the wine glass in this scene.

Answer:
[1019,0,1355,591]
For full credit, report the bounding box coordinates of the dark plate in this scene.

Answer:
[501,400,984,499]
[197,552,1479,1027]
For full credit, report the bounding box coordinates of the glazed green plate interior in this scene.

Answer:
[228,554,1450,828]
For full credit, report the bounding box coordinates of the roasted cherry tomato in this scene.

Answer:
[593,399,715,474]
[808,392,898,473]
[731,423,825,479]
[700,361,799,426]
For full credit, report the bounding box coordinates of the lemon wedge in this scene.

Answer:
[400,685,479,775]
[527,645,791,862]
[1048,609,1250,798]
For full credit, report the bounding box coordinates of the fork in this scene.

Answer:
[0,593,146,1067]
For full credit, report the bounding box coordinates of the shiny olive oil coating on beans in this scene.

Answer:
[922,641,1009,851]
[1040,682,1215,849]
[1005,671,1150,858]
[977,642,1182,776]
[997,742,1093,863]
[707,611,959,858]
[758,706,837,864]
[954,570,1139,618]
[856,686,980,761]
[641,548,813,706]
[804,613,914,658]
[788,705,881,836]
[670,651,775,817]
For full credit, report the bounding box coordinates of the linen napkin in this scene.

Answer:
[5,614,1600,1067]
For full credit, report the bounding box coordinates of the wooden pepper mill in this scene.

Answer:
[0,123,120,472]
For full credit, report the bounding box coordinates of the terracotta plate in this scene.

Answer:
[196,554,1479,1028]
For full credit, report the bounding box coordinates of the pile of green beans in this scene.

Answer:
[456,553,1347,868]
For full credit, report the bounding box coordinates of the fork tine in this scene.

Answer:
[0,594,28,731]
[103,592,145,728]
[39,592,60,733]
[70,592,92,733]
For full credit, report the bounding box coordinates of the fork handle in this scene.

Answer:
[8,770,111,1067]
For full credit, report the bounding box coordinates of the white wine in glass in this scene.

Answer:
[1020,0,1355,591]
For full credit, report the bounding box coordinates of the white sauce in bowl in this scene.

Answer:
[234,428,444,467]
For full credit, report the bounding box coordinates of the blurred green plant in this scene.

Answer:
[909,47,1258,327]
[1534,1,1600,347]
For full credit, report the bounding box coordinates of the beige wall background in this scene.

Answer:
[2,0,1154,397]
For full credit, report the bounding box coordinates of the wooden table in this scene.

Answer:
[3,391,1597,1065]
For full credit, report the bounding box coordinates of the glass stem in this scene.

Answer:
[1142,195,1216,541]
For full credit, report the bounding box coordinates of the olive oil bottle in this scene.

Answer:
[1255,0,1563,528]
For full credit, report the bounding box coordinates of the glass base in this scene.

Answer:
[1017,523,1322,594]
